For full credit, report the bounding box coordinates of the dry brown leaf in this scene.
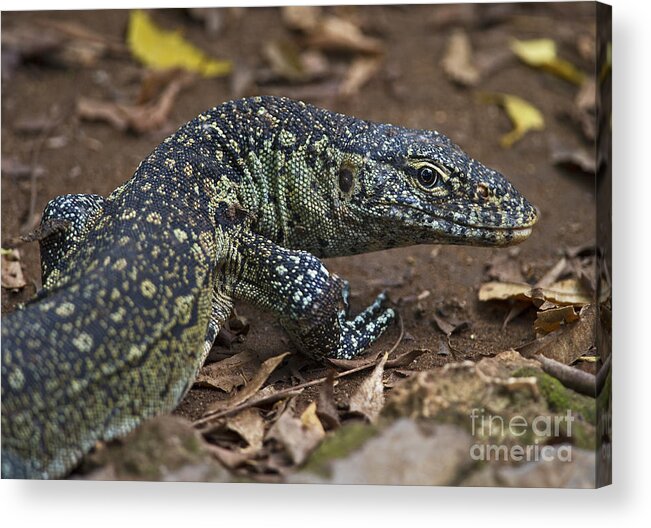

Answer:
[519,304,596,364]
[281,6,322,32]
[317,371,340,430]
[206,443,251,469]
[441,29,479,86]
[479,278,594,306]
[262,39,329,84]
[203,352,290,414]
[550,139,596,175]
[479,281,532,302]
[307,15,383,55]
[339,56,382,96]
[267,401,325,465]
[386,348,429,368]
[77,73,194,134]
[533,279,595,306]
[534,305,580,336]
[224,408,265,453]
[1,249,27,289]
[195,349,259,392]
[349,352,388,423]
[431,312,469,336]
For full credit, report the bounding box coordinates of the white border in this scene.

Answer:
[2,0,650,526]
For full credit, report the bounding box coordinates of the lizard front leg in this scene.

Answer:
[229,231,395,360]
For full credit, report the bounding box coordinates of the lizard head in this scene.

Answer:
[340,124,538,248]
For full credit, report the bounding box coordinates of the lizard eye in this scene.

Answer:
[417,166,438,189]
[338,167,354,193]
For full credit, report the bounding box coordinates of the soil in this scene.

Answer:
[1,5,597,421]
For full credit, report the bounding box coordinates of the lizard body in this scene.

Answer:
[1,96,537,478]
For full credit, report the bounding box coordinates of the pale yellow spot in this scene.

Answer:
[8,368,24,390]
[174,228,188,243]
[183,164,193,177]
[73,332,93,353]
[113,258,127,271]
[110,307,126,323]
[146,212,162,225]
[175,295,194,324]
[120,208,137,220]
[279,130,296,147]
[141,279,157,298]
[127,344,143,362]
[55,302,75,317]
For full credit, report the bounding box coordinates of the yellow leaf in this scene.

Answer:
[511,38,584,85]
[481,93,544,148]
[127,10,231,78]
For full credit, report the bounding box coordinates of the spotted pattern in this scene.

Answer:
[1,96,537,479]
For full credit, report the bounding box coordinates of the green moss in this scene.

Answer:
[513,367,595,425]
[302,423,377,477]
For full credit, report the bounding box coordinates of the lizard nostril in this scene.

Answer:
[477,183,490,199]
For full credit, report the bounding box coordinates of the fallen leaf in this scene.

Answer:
[267,400,325,465]
[306,15,383,55]
[481,93,544,148]
[195,349,259,392]
[348,352,388,423]
[262,39,329,83]
[317,371,341,430]
[511,38,585,85]
[551,142,596,175]
[479,281,532,302]
[77,73,193,134]
[328,349,382,370]
[203,352,290,414]
[534,305,580,336]
[431,312,469,336]
[386,348,429,368]
[281,6,322,32]
[441,29,479,86]
[1,248,27,289]
[223,408,265,453]
[479,278,594,306]
[339,56,382,96]
[519,304,596,364]
[127,10,231,77]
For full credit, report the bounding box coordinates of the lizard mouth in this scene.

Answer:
[378,201,537,245]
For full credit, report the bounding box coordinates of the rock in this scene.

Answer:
[79,415,231,482]
[290,419,473,485]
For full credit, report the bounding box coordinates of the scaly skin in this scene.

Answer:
[1,96,537,479]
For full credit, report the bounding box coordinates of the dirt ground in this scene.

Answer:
[1,5,597,425]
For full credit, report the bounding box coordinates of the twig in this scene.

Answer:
[194,312,405,427]
[21,114,62,234]
[534,353,596,397]
[596,352,612,395]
